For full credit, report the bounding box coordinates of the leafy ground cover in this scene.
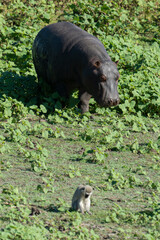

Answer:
[0,0,160,239]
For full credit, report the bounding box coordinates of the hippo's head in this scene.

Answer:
[82,59,120,108]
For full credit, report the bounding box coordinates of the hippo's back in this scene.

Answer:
[32,22,110,87]
[32,22,120,113]
[35,22,99,53]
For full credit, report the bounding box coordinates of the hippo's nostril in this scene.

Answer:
[108,98,113,105]
[116,98,120,105]
[107,98,120,106]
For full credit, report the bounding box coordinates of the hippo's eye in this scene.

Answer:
[94,61,101,68]
[100,75,107,82]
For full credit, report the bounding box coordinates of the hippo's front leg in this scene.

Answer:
[78,90,92,114]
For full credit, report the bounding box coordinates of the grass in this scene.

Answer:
[0,0,159,238]
[1,114,160,239]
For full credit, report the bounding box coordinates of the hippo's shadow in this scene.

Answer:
[0,71,38,106]
[0,71,80,113]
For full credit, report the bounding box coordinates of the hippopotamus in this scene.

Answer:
[32,21,120,113]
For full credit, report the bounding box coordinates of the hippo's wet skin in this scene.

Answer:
[32,22,120,113]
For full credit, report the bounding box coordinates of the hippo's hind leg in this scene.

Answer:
[78,90,92,114]
[36,75,51,105]
[36,75,42,105]
[55,82,69,100]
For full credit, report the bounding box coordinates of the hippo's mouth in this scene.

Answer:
[100,98,120,107]
[95,97,120,108]
[95,84,120,107]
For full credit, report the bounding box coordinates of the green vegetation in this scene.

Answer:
[0,0,160,239]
